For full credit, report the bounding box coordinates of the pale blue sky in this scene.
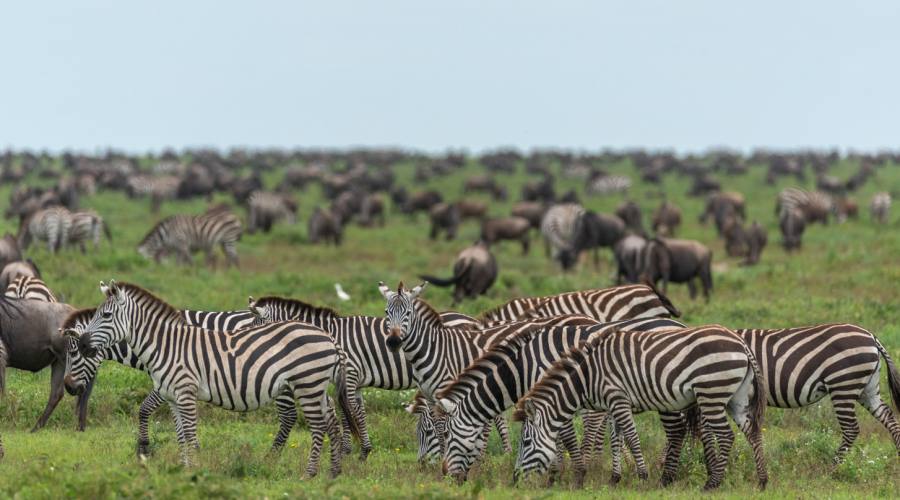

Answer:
[1,1,897,153]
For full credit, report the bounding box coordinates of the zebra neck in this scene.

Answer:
[127,316,189,367]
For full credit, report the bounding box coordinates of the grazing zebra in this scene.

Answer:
[513,325,768,491]
[736,324,900,464]
[65,307,256,437]
[67,210,112,252]
[137,209,242,267]
[870,192,892,224]
[776,187,834,224]
[435,317,686,485]
[477,284,681,326]
[247,295,481,461]
[541,204,585,269]
[71,281,356,477]
[19,206,72,253]
[247,191,297,233]
[4,276,57,302]
[587,175,632,195]
[405,391,445,463]
[379,281,598,460]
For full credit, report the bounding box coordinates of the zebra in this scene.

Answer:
[4,276,57,302]
[512,325,768,491]
[405,391,446,463]
[137,209,242,267]
[379,281,599,460]
[435,317,686,486]
[476,284,681,326]
[870,192,892,224]
[65,307,257,438]
[19,206,72,253]
[735,325,900,464]
[540,203,585,269]
[67,210,112,252]
[247,295,481,461]
[587,174,632,195]
[776,187,834,225]
[70,281,356,477]
[247,190,297,234]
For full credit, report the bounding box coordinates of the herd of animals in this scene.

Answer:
[0,148,897,491]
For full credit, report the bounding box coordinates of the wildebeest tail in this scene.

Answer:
[419,259,471,288]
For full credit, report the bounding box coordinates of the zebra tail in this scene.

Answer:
[745,344,766,436]
[683,405,702,440]
[334,347,362,442]
[874,336,900,413]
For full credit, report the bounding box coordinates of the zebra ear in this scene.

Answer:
[109,281,126,305]
[247,296,260,315]
[378,281,393,299]
[437,398,456,415]
[410,282,427,299]
[99,281,109,295]
[403,401,416,414]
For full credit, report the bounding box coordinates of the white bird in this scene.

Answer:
[334,283,351,301]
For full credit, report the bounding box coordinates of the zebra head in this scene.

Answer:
[404,399,444,464]
[60,307,101,396]
[81,280,132,353]
[512,398,558,482]
[436,398,484,482]
[247,296,274,326]
[379,281,426,352]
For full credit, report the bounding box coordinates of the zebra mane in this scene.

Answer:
[139,215,177,245]
[116,282,188,325]
[436,323,545,402]
[62,307,97,329]
[254,295,340,319]
[512,335,603,421]
[476,296,544,323]
[412,298,444,327]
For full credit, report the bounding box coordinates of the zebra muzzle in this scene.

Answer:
[386,328,403,351]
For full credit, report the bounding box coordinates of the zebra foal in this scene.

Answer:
[137,209,242,267]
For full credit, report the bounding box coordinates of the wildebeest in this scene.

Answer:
[0,297,77,433]
[0,233,22,270]
[614,200,644,236]
[722,216,748,258]
[308,207,343,245]
[464,175,507,200]
[641,237,713,300]
[651,200,682,236]
[403,190,443,217]
[779,208,806,251]
[359,194,386,227]
[455,199,488,221]
[429,203,460,241]
[743,221,768,265]
[576,211,625,267]
[521,175,555,203]
[0,259,42,289]
[511,202,546,229]
[613,234,647,284]
[688,172,721,196]
[481,216,531,254]
[870,192,892,224]
[419,240,498,305]
[700,191,746,235]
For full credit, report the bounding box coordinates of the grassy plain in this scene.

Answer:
[0,157,898,498]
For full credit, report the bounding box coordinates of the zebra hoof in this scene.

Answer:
[637,469,649,481]
[660,473,675,487]
[136,441,151,458]
[573,468,586,489]
[702,480,721,491]
[609,473,621,486]
[359,447,372,462]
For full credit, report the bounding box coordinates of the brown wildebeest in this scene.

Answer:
[576,211,625,267]
[743,221,768,266]
[455,199,488,220]
[359,194,386,227]
[521,175,555,203]
[403,190,443,217]
[614,200,644,236]
[0,233,22,270]
[780,208,805,252]
[0,297,77,434]
[641,237,713,301]
[481,216,531,254]
[511,201,546,229]
[429,203,460,240]
[464,175,507,200]
[419,240,498,305]
[722,216,749,258]
[700,191,746,235]
[652,200,682,236]
[688,173,721,197]
[308,207,343,245]
[0,259,41,289]
[835,197,858,223]
[614,234,647,284]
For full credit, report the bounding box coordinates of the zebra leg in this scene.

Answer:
[136,390,166,457]
[831,399,861,465]
[222,242,239,268]
[296,391,329,478]
[697,402,733,490]
[559,418,587,488]
[32,357,67,431]
[857,374,900,457]
[324,396,343,478]
[354,393,373,461]
[726,400,768,490]
[659,411,688,487]
[173,392,200,466]
[268,394,298,455]
[609,418,623,484]
[581,411,601,463]
[493,415,513,453]
[608,398,648,480]
[476,422,492,459]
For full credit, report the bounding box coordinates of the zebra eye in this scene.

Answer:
[102,311,112,319]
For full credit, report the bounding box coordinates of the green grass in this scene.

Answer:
[0,157,899,498]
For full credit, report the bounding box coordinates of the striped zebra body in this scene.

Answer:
[737,324,900,463]
[540,203,585,269]
[435,317,686,485]
[588,175,632,195]
[71,282,353,477]
[477,284,680,326]
[4,276,57,302]
[22,206,72,253]
[513,325,768,490]
[870,192,891,224]
[247,295,479,461]
[67,210,111,251]
[247,191,296,233]
[777,187,833,224]
[137,210,242,267]
[380,281,598,461]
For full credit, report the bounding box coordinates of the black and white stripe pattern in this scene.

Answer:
[4,276,57,302]
[67,209,111,252]
[587,175,632,195]
[776,187,834,224]
[513,325,768,490]
[137,209,242,266]
[435,317,685,485]
[540,204,585,268]
[870,192,891,224]
[71,281,355,477]
[247,190,296,233]
[20,206,72,253]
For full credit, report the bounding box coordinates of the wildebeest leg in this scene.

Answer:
[0,338,7,394]
[75,376,96,431]
[687,279,697,299]
[32,357,67,431]
[700,262,713,301]
[593,248,600,268]
[521,235,530,255]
